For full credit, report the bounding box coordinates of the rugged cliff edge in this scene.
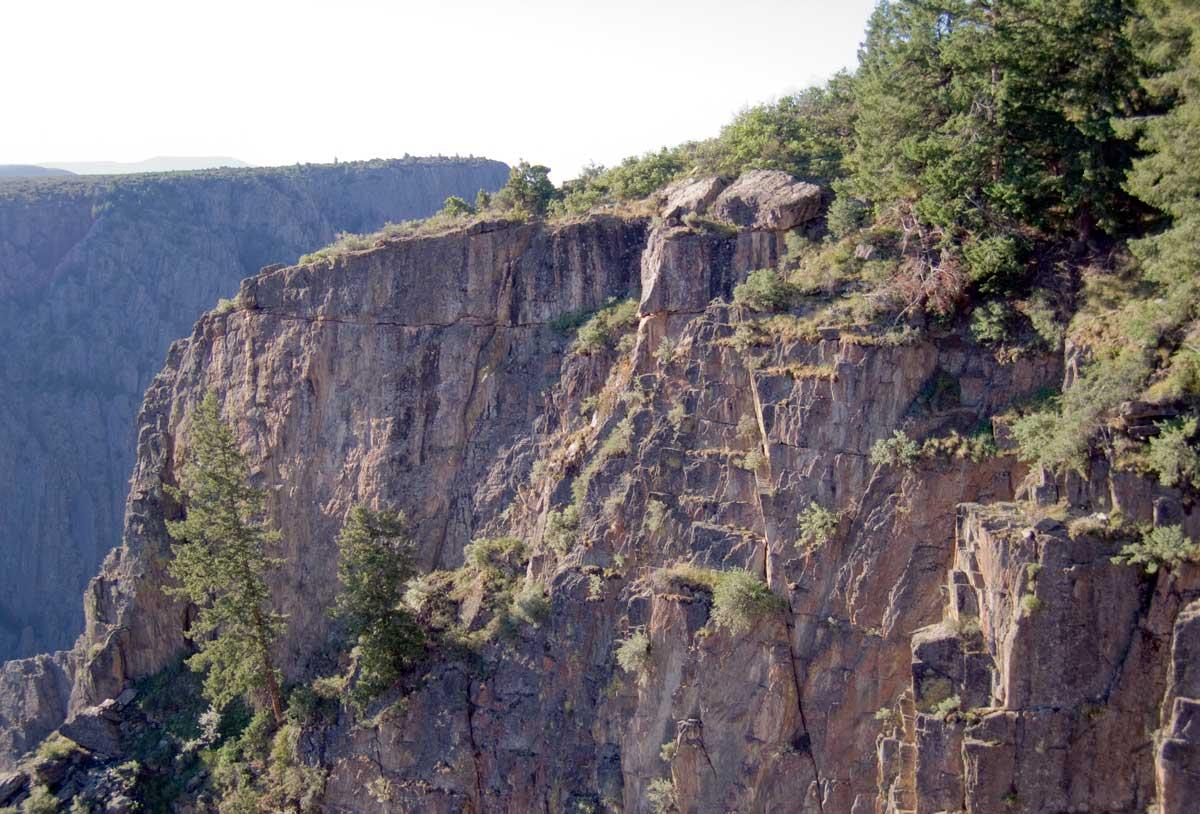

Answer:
[0,157,509,659]
[1,171,1197,812]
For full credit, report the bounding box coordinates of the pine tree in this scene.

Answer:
[165,391,286,724]
[1125,0,1200,295]
[1117,0,1200,387]
[332,505,425,706]
[848,0,1142,248]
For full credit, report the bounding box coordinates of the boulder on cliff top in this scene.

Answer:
[658,176,729,224]
[709,169,824,231]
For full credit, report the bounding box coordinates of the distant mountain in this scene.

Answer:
[0,165,74,179]
[40,156,249,175]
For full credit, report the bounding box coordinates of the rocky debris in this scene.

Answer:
[60,700,123,759]
[709,169,824,231]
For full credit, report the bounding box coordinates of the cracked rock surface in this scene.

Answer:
[1,170,1197,812]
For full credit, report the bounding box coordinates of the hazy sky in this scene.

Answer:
[3,0,877,180]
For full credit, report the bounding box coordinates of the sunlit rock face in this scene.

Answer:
[2,170,1197,812]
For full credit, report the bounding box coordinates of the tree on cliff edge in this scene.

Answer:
[165,391,286,724]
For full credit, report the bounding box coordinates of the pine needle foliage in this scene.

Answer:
[332,506,426,707]
[165,391,286,723]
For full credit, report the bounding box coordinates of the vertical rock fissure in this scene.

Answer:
[782,609,825,814]
[747,372,826,814]
[464,676,486,810]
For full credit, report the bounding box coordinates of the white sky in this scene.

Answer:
[2,0,877,180]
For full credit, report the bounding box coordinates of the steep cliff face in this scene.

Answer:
[0,157,509,659]
[2,172,1197,812]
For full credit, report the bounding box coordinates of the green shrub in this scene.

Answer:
[615,630,651,675]
[654,337,678,366]
[497,161,559,217]
[574,298,640,354]
[740,448,766,471]
[1147,347,1200,402]
[797,503,839,550]
[667,404,688,431]
[604,148,689,200]
[511,580,551,627]
[1020,293,1064,349]
[962,235,1024,296]
[1146,417,1200,490]
[35,733,79,761]
[733,269,797,312]
[711,569,785,634]
[1112,525,1199,574]
[645,499,668,533]
[550,305,597,336]
[870,430,920,468]
[1012,349,1152,473]
[22,785,59,814]
[827,188,869,239]
[647,777,678,814]
[439,195,474,217]
[544,505,580,554]
[920,424,998,463]
[463,536,528,580]
[970,301,1012,346]
[930,694,962,720]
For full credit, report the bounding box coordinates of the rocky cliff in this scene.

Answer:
[0,157,509,660]
[1,171,1197,813]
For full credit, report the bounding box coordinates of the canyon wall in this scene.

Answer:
[0,157,509,659]
[1,171,1197,812]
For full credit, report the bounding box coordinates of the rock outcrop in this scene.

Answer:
[0,157,509,659]
[1,170,1197,812]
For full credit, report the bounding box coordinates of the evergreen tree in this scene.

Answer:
[332,505,425,706]
[848,0,1143,262]
[502,160,560,216]
[165,391,286,724]
[1125,0,1200,301]
[1117,0,1200,391]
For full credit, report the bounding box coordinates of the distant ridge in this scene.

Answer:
[0,165,74,179]
[39,156,249,175]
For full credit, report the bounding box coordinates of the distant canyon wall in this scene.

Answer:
[0,158,509,660]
